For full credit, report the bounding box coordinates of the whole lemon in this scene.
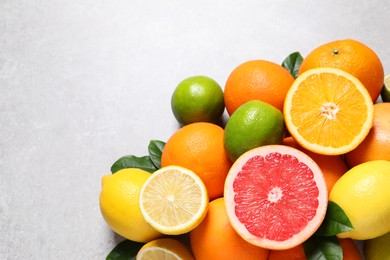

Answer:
[329,160,390,240]
[364,232,390,260]
[99,168,162,242]
[224,100,285,161]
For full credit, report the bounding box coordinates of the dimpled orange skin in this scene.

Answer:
[161,122,232,200]
[299,39,384,102]
[345,103,390,168]
[190,198,269,260]
[224,60,294,115]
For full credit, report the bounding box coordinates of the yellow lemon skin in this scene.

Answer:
[329,160,390,240]
[99,168,162,242]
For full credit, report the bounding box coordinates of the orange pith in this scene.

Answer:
[284,68,374,155]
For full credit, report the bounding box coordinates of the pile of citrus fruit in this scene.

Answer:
[100,39,390,260]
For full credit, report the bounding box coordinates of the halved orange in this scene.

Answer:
[284,68,374,155]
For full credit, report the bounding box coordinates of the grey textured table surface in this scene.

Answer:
[1,1,389,259]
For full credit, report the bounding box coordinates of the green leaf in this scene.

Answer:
[315,201,354,236]
[148,140,165,169]
[303,235,342,260]
[106,240,144,260]
[281,51,303,78]
[111,155,157,174]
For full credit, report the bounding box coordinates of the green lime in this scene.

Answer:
[224,100,285,161]
[171,76,225,125]
[364,232,390,260]
[381,75,390,102]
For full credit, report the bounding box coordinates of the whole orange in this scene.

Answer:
[161,122,232,200]
[345,102,390,168]
[283,137,348,195]
[299,39,384,102]
[224,60,294,115]
[268,238,362,260]
[190,197,269,260]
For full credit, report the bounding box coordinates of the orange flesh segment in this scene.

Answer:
[290,72,369,149]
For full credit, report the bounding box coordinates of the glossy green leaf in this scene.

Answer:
[148,140,165,169]
[111,155,157,174]
[303,235,342,260]
[106,240,144,260]
[281,51,303,78]
[315,201,354,236]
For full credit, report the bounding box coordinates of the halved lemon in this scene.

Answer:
[139,165,208,235]
[136,238,194,260]
[284,67,374,155]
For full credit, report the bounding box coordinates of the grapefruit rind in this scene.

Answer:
[224,145,328,250]
[284,67,374,155]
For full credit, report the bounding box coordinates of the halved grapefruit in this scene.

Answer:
[224,145,328,250]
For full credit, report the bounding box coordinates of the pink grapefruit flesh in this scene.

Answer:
[224,145,328,250]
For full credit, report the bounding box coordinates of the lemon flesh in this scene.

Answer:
[139,166,209,235]
[136,238,194,260]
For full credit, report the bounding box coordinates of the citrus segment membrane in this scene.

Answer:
[139,166,208,235]
[284,68,374,155]
[224,145,328,250]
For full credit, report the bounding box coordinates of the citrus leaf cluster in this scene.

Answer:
[106,240,144,260]
[281,51,303,79]
[304,201,354,260]
[111,140,165,174]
